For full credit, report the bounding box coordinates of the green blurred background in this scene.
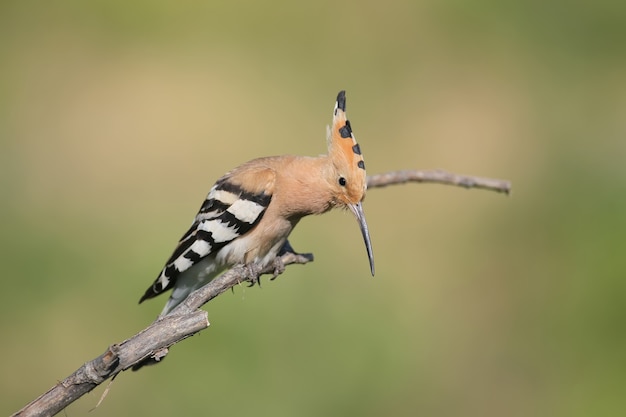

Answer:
[2,1,625,416]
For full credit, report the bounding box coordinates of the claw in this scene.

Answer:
[243,263,263,287]
[270,256,286,280]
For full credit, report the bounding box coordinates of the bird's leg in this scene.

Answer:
[270,256,286,280]
[270,240,296,280]
[277,239,298,257]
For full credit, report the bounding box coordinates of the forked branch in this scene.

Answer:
[11,169,510,417]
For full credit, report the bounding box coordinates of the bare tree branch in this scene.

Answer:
[367,169,511,194]
[13,311,210,417]
[11,169,510,417]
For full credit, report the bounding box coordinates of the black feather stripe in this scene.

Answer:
[214,179,241,194]
[166,224,208,265]
[164,264,178,281]
[215,179,272,207]
[336,90,347,112]
[244,191,272,207]
[183,248,202,263]
[195,229,214,242]
[199,198,229,214]
[218,210,257,233]
[339,123,352,138]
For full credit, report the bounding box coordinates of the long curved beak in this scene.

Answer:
[348,202,375,276]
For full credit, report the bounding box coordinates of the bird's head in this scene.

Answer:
[326,90,375,276]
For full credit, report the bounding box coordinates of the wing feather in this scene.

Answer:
[139,166,275,303]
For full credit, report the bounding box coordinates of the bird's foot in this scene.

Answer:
[270,256,286,281]
[272,240,314,280]
[244,263,263,287]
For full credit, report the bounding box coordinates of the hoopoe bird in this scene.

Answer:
[139,91,374,316]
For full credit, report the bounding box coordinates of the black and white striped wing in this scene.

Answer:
[139,177,272,303]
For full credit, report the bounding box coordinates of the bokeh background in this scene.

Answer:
[2,1,626,416]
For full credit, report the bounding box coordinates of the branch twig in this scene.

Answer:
[11,169,510,417]
[367,169,511,194]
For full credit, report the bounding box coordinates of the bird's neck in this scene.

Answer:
[273,155,337,218]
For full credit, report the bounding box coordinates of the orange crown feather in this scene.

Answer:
[327,90,367,203]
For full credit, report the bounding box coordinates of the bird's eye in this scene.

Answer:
[338,177,347,186]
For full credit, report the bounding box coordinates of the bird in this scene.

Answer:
[139,90,374,316]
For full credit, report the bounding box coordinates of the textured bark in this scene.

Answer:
[367,169,511,194]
